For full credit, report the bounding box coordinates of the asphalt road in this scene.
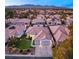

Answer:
[5,56,52,59]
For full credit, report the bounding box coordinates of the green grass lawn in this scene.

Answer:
[15,39,32,49]
[14,35,32,49]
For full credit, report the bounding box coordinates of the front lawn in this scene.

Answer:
[7,35,32,50]
[15,36,32,49]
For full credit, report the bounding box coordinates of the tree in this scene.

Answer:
[59,11,67,20]
[53,24,73,59]
[5,9,14,18]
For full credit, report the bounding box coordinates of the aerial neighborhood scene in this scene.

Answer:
[5,0,73,59]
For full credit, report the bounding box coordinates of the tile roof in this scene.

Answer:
[32,19,45,24]
[5,25,26,41]
[26,27,52,40]
[49,25,69,42]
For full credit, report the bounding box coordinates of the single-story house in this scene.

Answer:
[5,25,26,42]
[26,27,52,47]
[49,25,70,44]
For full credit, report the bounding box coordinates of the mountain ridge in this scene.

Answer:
[5,4,72,9]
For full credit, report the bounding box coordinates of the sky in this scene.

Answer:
[5,0,73,8]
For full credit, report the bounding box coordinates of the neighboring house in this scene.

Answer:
[36,14,45,20]
[66,18,73,26]
[53,14,61,20]
[6,18,31,26]
[5,18,19,24]
[15,18,31,24]
[5,25,26,42]
[49,25,70,44]
[47,18,56,26]
[46,18,61,26]
[32,19,45,24]
[32,19,45,27]
[13,18,31,26]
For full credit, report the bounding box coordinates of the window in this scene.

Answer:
[41,40,50,46]
[35,40,40,45]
